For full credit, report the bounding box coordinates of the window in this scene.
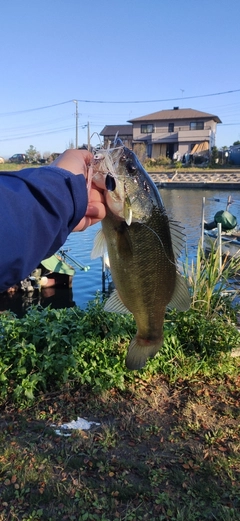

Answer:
[190,121,204,130]
[141,124,154,133]
[168,123,174,132]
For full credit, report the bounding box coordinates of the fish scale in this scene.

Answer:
[103,207,176,334]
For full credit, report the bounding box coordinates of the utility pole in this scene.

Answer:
[73,100,78,149]
[87,121,90,150]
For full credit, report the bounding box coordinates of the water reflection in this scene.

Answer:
[0,286,76,318]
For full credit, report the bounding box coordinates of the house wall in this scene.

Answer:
[178,143,190,156]
[132,119,215,140]
[209,122,217,148]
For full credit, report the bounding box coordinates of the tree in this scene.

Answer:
[210,146,218,166]
[67,140,74,149]
[26,145,40,163]
[233,140,240,146]
[49,153,61,161]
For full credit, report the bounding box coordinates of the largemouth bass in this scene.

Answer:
[92,141,190,370]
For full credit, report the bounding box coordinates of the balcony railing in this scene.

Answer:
[133,126,212,143]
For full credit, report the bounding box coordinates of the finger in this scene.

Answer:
[88,217,104,226]
[51,149,93,176]
[73,216,91,232]
[90,183,106,197]
[92,172,108,190]
[85,202,106,220]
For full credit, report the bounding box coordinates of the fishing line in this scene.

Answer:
[90,132,103,147]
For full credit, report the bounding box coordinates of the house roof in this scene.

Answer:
[128,108,222,124]
[100,124,133,136]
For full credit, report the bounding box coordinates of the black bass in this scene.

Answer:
[92,141,190,370]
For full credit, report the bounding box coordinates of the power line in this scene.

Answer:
[0,125,74,142]
[76,88,240,104]
[2,116,73,133]
[0,89,240,117]
[0,100,73,117]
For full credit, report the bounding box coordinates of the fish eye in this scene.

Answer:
[105,174,116,191]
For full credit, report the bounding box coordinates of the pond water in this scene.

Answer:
[1,187,240,315]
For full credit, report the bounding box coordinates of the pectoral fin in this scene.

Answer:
[91,229,107,259]
[168,272,191,311]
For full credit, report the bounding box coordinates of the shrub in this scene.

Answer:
[144,155,172,168]
[0,245,239,404]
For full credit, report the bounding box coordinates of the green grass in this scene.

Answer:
[0,163,39,171]
[1,161,239,174]
[0,245,240,519]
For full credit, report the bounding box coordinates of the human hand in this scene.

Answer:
[73,183,106,231]
[50,149,92,178]
[51,149,107,231]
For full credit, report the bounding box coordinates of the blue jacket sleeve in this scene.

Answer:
[0,166,88,291]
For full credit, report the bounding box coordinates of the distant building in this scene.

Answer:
[100,107,221,160]
[100,125,133,149]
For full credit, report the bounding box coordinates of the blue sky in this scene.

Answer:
[1,0,240,158]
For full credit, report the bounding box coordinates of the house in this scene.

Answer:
[129,107,221,160]
[100,124,133,149]
[100,107,221,160]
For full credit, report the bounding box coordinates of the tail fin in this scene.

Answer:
[125,335,162,370]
